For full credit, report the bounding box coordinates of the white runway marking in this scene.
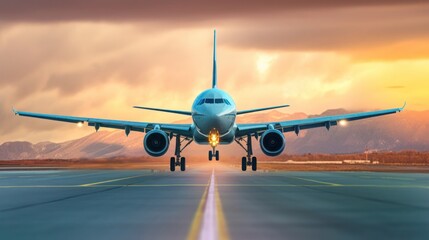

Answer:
[198,169,218,240]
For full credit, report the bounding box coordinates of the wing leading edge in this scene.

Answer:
[236,103,406,138]
[13,110,193,137]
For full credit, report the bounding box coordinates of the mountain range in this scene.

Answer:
[1,109,428,160]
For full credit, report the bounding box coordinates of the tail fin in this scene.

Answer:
[212,30,217,88]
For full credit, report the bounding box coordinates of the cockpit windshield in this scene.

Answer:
[197,98,231,105]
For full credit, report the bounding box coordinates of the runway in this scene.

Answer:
[0,164,428,240]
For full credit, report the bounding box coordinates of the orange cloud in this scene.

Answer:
[1,2,428,144]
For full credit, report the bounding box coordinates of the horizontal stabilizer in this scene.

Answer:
[237,104,290,115]
[133,106,192,116]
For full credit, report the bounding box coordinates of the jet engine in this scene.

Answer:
[143,130,170,157]
[260,129,285,156]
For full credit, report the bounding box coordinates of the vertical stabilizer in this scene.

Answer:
[212,30,217,88]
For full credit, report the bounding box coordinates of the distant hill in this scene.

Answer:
[1,109,428,160]
[0,131,146,160]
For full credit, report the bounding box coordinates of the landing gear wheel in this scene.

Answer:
[241,157,247,171]
[180,157,186,171]
[236,134,257,171]
[209,151,213,161]
[170,157,176,172]
[215,150,219,161]
[251,156,257,171]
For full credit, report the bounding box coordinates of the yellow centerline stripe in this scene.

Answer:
[79,174,148,187]
[187,169,232,240]
[215,180,230,240]
[187,180,210,240]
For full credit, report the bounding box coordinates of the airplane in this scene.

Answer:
[13,30,405,172]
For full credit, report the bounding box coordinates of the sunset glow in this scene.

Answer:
[1,1,429,143]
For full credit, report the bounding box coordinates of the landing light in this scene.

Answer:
[339,120,348,127]
[77,121,84,127]
[208,129,220,147]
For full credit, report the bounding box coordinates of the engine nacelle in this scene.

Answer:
[143,130,170,157]
[260,129,286,156]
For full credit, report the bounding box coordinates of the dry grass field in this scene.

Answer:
[1,151,428,172]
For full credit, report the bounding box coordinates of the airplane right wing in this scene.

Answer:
[235,103,406,138]
[13,109,193,137]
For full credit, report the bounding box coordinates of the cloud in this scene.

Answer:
[0,16,428,144]
[0,25,216,143]
[1,2,429,59]
[222,5,429,56]
[0,24,209,98]
[0,1,426,22]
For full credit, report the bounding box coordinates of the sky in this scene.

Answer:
[1,0,429,143]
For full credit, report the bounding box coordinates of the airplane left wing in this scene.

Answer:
[13,109,193,137]
[236,104,406,138]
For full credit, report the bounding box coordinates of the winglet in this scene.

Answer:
[212,29,217,88]
[400,101,407,111]
[12,107,18,115]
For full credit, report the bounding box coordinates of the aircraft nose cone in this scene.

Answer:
[193,105,235,135]
[207,114,222,128]
[194,112,224,135]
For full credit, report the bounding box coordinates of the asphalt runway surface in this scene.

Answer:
[0,164,428,240]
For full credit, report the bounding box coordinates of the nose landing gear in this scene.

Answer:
[170,135,192,172]
[236,134,257,171]
[208,128,220,161]
[208,149,219,161]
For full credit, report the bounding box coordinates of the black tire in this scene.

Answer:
[252,156,257,171]
[170,157,175,172]
[241,157,247,171]
[215,150,219,161]
[180,157,186,171]
[209,151,213,161]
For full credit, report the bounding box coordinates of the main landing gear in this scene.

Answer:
[208,129,220,161]
[235,134,257,171]
[170,134,193,172]
[208,148,219,161]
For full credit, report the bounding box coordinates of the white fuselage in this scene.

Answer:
[191,88,236,145]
